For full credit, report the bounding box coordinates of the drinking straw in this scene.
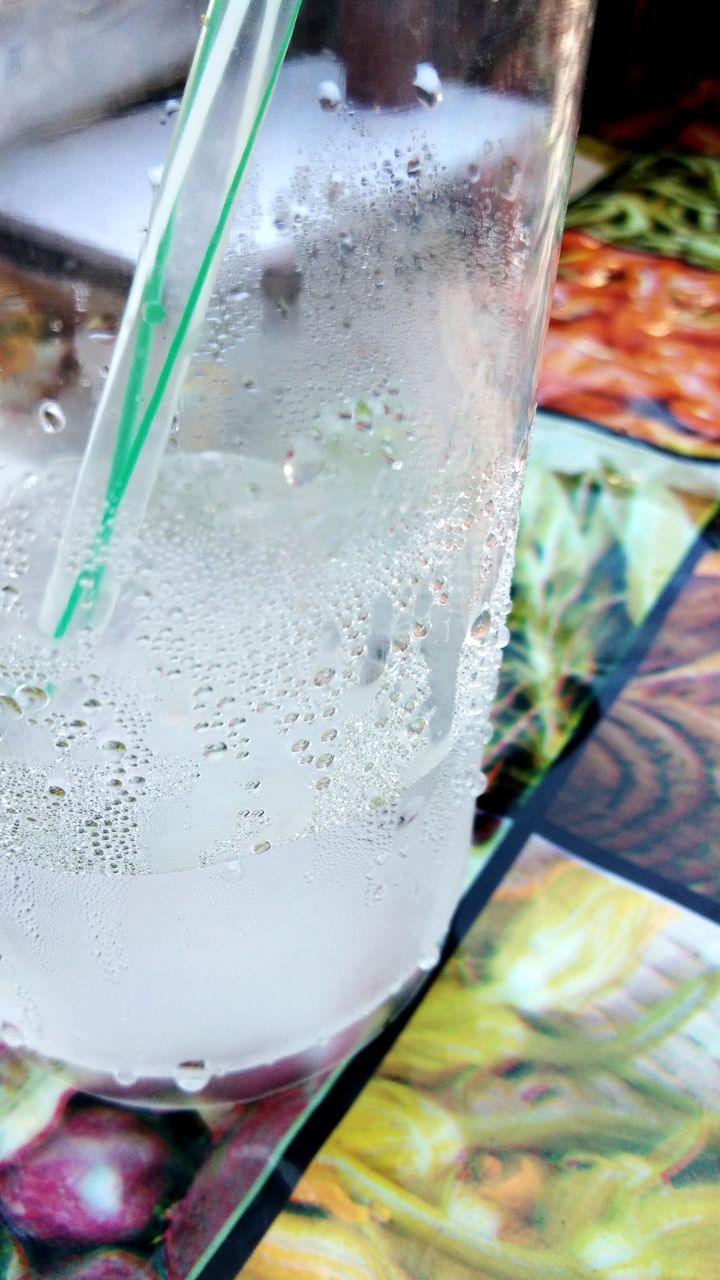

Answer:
[41,0,302,638]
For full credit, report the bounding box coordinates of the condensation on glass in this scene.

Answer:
[0,0,594,1102]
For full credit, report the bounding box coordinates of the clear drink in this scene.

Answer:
[0,4,593,1100]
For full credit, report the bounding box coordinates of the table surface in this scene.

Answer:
[1,100,720,1280]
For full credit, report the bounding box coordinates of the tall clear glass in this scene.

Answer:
[0,0,594,1102]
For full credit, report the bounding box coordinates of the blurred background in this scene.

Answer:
[1,0,717,146]
[582,0,718,139]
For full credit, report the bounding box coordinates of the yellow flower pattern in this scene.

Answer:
[242,844,720,1280]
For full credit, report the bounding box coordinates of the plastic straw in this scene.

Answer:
[41,0,302,638]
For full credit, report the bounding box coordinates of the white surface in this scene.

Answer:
[0,0,202,146]
[0,104,172,270]
[0,57,554,272]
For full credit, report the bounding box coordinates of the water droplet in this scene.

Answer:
[1,1021,24,1048]
[515,437,530,470]
[413,62,443,107]
[418,947,440,972]
[83,698,101,710]
[397,795,425,828]
[283,437,325,487]
[245,779,260,791]
[113,1068,138,1088]
[292,738,310,752]
[15,684,49,710]
[220,858,244,883]
[315,776,331,791]
[406,715,427,737]
[380,439,402,470]
[252,840,271,855]
[413,621,429,638]
[316,753,334,769]
[0,694,22,718]
[469,605,492,643]
[102,739,127,756]
[321,727,337,742]
[203,741,227,757]
[162,98,180,122]
[391,632,411,654]
[496,624,511,648]
[407,154,421,177]
[48,785,66,798]
[175,1061,210,1094]
[314,667,335,687]
[38,399,66,433]
[318,79,342,111]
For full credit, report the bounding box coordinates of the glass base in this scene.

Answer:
[2,963,429,1110]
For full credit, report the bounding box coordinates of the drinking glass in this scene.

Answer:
[0,0,594,1102]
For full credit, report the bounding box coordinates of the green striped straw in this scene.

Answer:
[41,0,303,639]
